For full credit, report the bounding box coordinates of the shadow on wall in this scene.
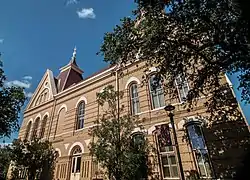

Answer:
[184,84,250,180]
[204,87,250,179]
[205,118,250,179]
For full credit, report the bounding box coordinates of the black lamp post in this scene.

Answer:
[164,104,185,180]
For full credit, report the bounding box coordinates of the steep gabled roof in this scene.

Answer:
[56,47,83,92]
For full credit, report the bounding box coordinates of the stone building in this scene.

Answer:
[17,48,250,180]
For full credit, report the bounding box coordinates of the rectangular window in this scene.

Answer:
[155,124,179,179]
[175,75,189,102]
[186,122,212,178]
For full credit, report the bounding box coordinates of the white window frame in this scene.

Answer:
[76,101,85,130]
[185,118,212,178]
[71,147,82,174]
[175,75,189,103]
[149,75,165,109]
[130,83,140,115]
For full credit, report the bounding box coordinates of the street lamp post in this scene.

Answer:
[164,104,185,180]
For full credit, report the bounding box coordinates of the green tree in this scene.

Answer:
[10,138,57,180]
[89,85,153,180]
[0,145,12,180]
[232,0,250,41]
[0,56,26,138]
[98,0,250,112]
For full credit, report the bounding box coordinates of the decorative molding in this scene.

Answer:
[84,139,91,147]
[131,127,147,134]
[34,113,42,120]
[42,112,50,119]
[75,96,88,108]
[68,142,84,155]
[125,77,141,89]
[27,118,33,125]
[57,104,67,115]
[64,143,70,150]
[148,122,172,135]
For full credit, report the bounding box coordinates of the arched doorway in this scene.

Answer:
[70,146,82,180]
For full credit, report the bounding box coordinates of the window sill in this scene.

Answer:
[74,124,99,133]
[75,128,86,132]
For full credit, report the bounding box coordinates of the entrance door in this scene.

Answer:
[70,156,81,180]
[70,146,82,180]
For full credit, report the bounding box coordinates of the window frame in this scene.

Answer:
[175,75,189,103]
[71,146,82,174]
[185,120,213,178]
[40,115,48,138]
[129,82,140,115]
[32,118,40,139]
[76,101,85,130]
[148,74,165,109]
[154,124,180,179]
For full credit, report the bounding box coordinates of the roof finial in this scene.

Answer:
[73,46,77,59]
[70,46,77,64]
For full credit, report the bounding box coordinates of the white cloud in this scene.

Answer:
[5,80,31,89]
[23,76,32,80]
[5,75,32,89]
[66,0,79,5]
[0,39,4,44]
[25,91,33,98]
[77,8,96,19]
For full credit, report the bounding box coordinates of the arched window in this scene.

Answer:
[71,146,82,175]
[32,118,40,140]
[129,83,140,115]
[76,102,85,130]
[24,121,32,140]
[185,120,212,178]
[40,115,48,138]
[149,75,165,109]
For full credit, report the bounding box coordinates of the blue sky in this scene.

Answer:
[0,0,249,143]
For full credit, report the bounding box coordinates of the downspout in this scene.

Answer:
[115,63,121,179]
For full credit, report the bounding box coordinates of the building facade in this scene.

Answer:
[18,48,250,180]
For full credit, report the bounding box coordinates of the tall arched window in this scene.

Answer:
[32,118,40,140]
[71,146,82,179]
[24,121,32,140]
[40,115,48,138]
[76,102,85,130]
[149,75,165,109]
[185,120,212,178]
[130,83,140,115]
